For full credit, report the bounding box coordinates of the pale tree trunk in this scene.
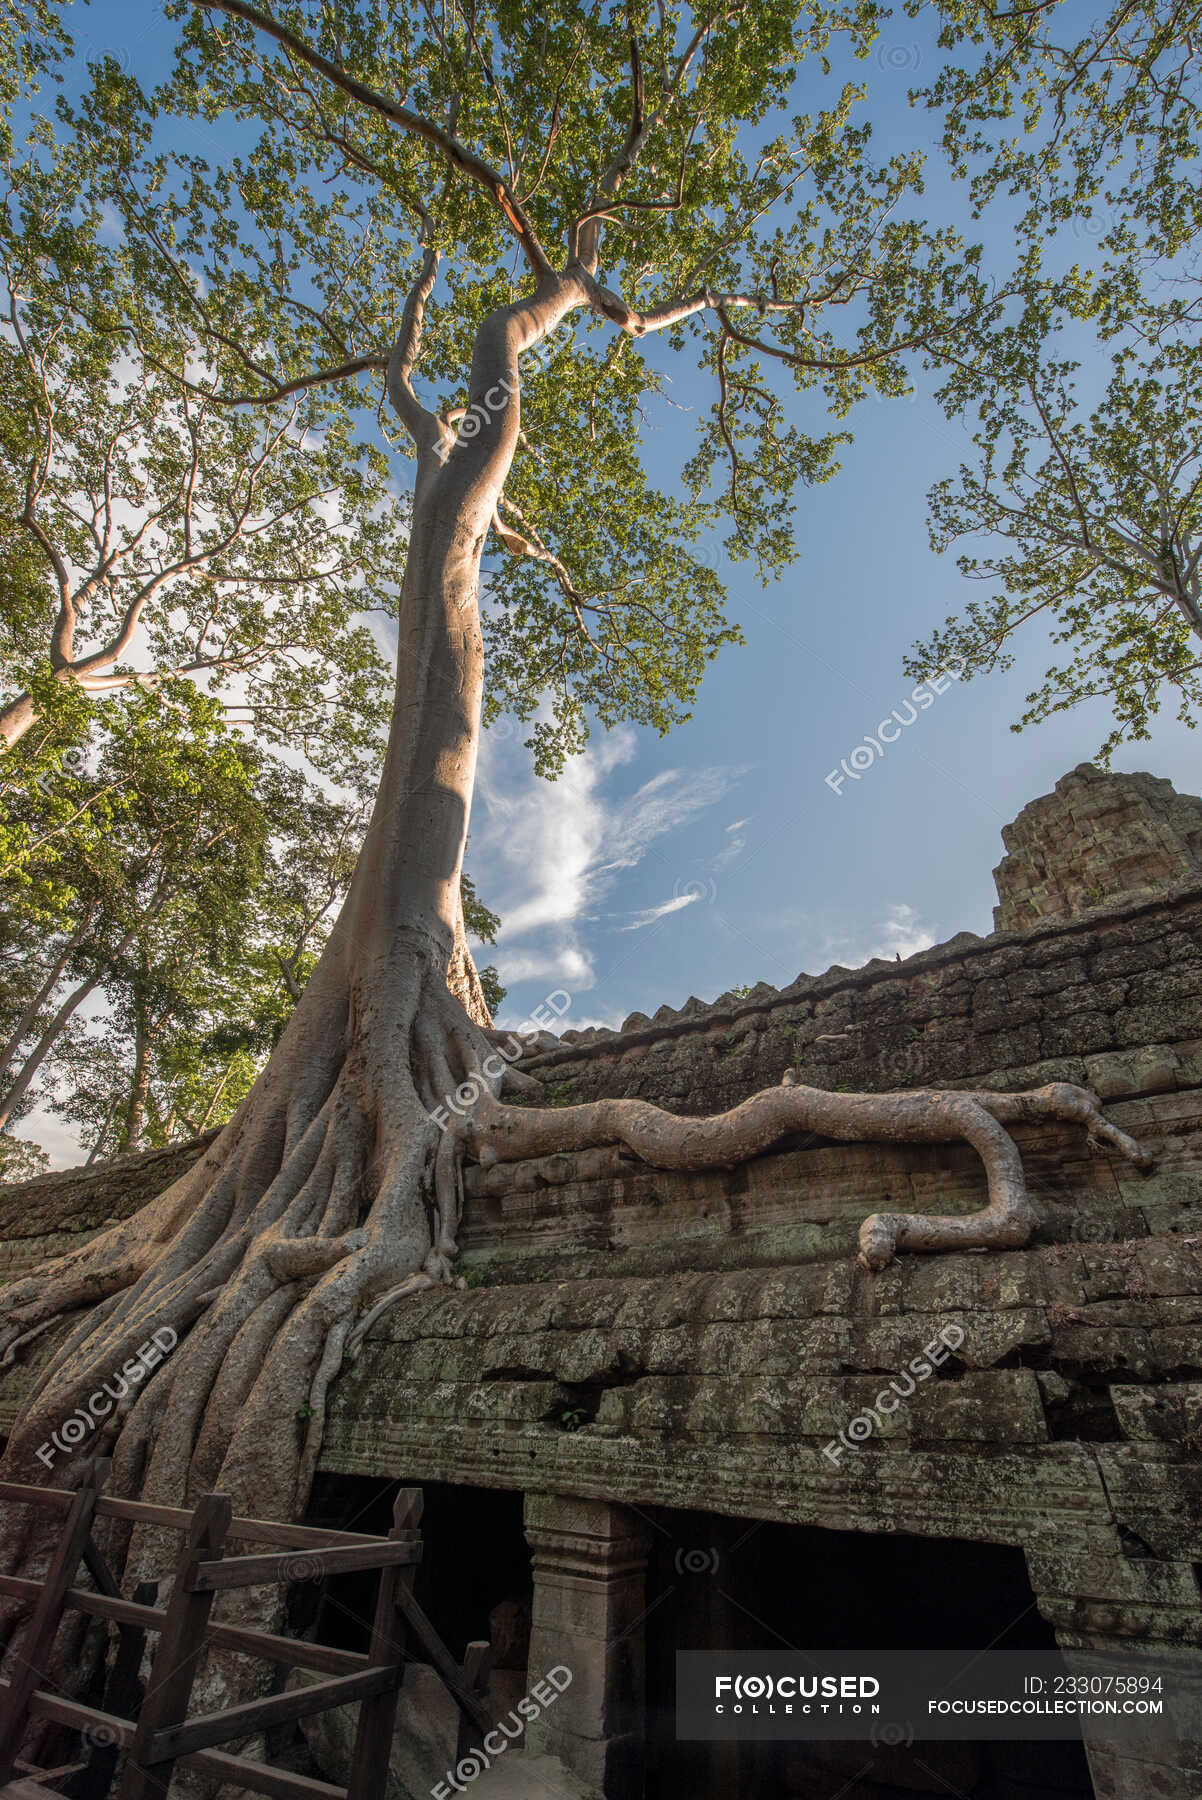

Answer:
[0,692,39,753]
[447,888,495,1027]
[0,966,106,1134]
[0,921,138,1133]
[120,1017,153,1154]
[84,1099,117,1167]
[0,288,574,1719]
[0,912,93,1088]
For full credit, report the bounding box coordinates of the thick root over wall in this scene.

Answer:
[0,1030,1151,1726]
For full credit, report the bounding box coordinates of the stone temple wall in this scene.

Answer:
[993,762,1202,933]
[515,877,1202,1121]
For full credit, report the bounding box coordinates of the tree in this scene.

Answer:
[0,0,1149,1715]
[44,765,372,1163]
[922,0,1202,307]
[461,870,505,1018]
[0,74,401,776]
[907,318,1202,756]
[0,685,270,1141]
[0,693,500,1172]
[906,0,1202,749]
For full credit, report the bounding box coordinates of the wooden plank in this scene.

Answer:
[13,1759,87,1782]
[190,1539,420,1592]
[179,1749,346,1800]
[0,1483,73,1512]
[206,1621,369,1678]
[225,1515,401,1551]
[77,1579,158,1800]
[97,1497,395,1550]
[144,1667,395,1759]
[93,1498,196,1533]
[0,1575,163,1633]
[0,1579,366,1678]
[392,1587,492,1737]
[0,1574,50,1603]
[80,1534,121,1598]
[1,1687,136,1749]
[118,1492,232,1800]
[347,1487,422,1800]
[0,1459,111,1783]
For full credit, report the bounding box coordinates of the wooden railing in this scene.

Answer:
[0,1461,492,1800]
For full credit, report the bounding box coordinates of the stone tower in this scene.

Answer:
[993,761,1202,931]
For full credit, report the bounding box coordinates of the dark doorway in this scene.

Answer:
[298,1471,532,1672]
[644,1508,1094,1800]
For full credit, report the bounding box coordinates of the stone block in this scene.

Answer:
[1111,1384,1202,1446]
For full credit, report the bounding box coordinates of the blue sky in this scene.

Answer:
[475,381,1199,1034]
[20,2,1201,1156]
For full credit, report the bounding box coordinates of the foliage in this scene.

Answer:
[461,870,505,1015]
[19,0,977,781]
[909,1,1202,749]
[909,312,1202,757]
[0,1131,49,1182]
[0,15,401,777]
[921,0,1202,301]
[0,685,505,1163]
[0,686,269,1144]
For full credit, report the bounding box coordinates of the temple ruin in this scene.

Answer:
[2,764,1201,1799]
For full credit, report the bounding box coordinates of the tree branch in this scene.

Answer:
[191,0,553,279]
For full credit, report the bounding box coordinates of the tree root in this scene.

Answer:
[465,1074,1153,1271]
[0,953,500,1724]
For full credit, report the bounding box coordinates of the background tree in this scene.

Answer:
[909,0,1202,748]
[0,1,1147,1723]
[0,690,501,1171]
[0,97,401,773]
[924,0,1202,308]
[0,685,269,1146]
[908,314,1202,756]
[43,765,372,1164]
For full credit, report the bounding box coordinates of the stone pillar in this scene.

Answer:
[1025,1542,1202,1798]
[523,1492,652,1798]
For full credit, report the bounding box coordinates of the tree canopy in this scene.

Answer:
[0,0,980,776]
[907,0,1202,752]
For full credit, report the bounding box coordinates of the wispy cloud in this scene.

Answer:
[620,891,703,931]
[712,814,751,871]
[470,723,748,992]
[824,902,936,966]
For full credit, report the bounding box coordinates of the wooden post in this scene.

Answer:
[118,1493,232,1800]
[0,1458,111,1783]
[345,1487,422,1800]
[74,1580,159,1800]
[455,1642,492,1766]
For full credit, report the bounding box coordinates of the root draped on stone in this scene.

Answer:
[463,1073,1152,1271]
[0,956,516,1724]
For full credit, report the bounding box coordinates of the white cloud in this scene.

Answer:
[827,902,936,966]
[491,945,596,988]
[562,1009,628,1032]
[471,723,748,992]
[11,1110,82,1173]
[712,816,750,870]
[595,764,751,873]
[620,891,702,931]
